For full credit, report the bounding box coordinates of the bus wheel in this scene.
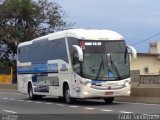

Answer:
[104,97,114,104]
[64,85,73,104]
[28,84,35,100]
[58,97,65,102]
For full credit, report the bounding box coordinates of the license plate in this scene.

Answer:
[105,92,113,95]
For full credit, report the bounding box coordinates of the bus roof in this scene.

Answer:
[18,29,124,47]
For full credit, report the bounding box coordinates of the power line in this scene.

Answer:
[131,32,160,46]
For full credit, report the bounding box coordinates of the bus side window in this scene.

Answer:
[73,51,80,75]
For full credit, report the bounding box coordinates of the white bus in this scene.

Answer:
[17,29,137,104]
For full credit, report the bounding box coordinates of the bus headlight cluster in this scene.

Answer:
[85,79,92,87]
[123,80,130,87]
[86,83,92,87]
[79,79,92,87]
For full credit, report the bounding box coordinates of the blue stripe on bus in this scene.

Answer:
[34,86,49,93]
[91,80,106,85]
[17,63,58,74]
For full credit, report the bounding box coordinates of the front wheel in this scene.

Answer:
[104,97,114,104]
[64,85,74,104]
[28,84,42,100]
[28,84,35,100]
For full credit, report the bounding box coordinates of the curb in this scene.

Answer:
[0,89,18,92]
[0,84,17,92]
[115,96,160,104]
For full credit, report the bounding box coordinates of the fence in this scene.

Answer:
[140,75,160,84]
[131,70,160,84]
[0,67,13,84]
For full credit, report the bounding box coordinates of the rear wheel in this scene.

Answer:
[104,97,114,104]
[64,85,74,104]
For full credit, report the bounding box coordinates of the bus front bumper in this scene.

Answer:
[79,85,131,99]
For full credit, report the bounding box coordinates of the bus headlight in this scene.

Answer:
[83,91,89,95]
[79,79,92,87]
[86,83,92,87]
[125,82,129,86]
[123,80,130,87]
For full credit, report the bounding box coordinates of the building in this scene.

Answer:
[130,41,160,75]
[131,53,160,75]
[149,41,160,54]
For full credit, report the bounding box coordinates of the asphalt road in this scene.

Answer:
[0,92,160,120]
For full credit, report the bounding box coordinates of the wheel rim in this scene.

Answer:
[65,89,70,103]
[29,86,33,99]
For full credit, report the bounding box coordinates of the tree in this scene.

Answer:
[0,0,73,62]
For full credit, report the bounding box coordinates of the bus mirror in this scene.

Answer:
[72,45,83,61]
[127,45,137,60]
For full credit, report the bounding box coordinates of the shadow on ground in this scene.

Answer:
[23,96,124,106]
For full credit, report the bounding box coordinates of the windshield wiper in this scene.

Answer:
[83,74,97,79]
[96,56,104,79]
[124,47,128,64]
[109,54,121,79]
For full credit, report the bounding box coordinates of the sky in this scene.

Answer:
[54,0,160,53]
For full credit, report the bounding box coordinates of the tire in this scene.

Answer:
[58,97,65,102]
[28,84,43,100]
[28,84,36,100]
[104,97,114,104]
[64,85,73,104]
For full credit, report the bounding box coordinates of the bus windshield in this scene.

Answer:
[80,40,130,81]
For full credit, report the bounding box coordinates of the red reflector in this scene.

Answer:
[80,41,85,47]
